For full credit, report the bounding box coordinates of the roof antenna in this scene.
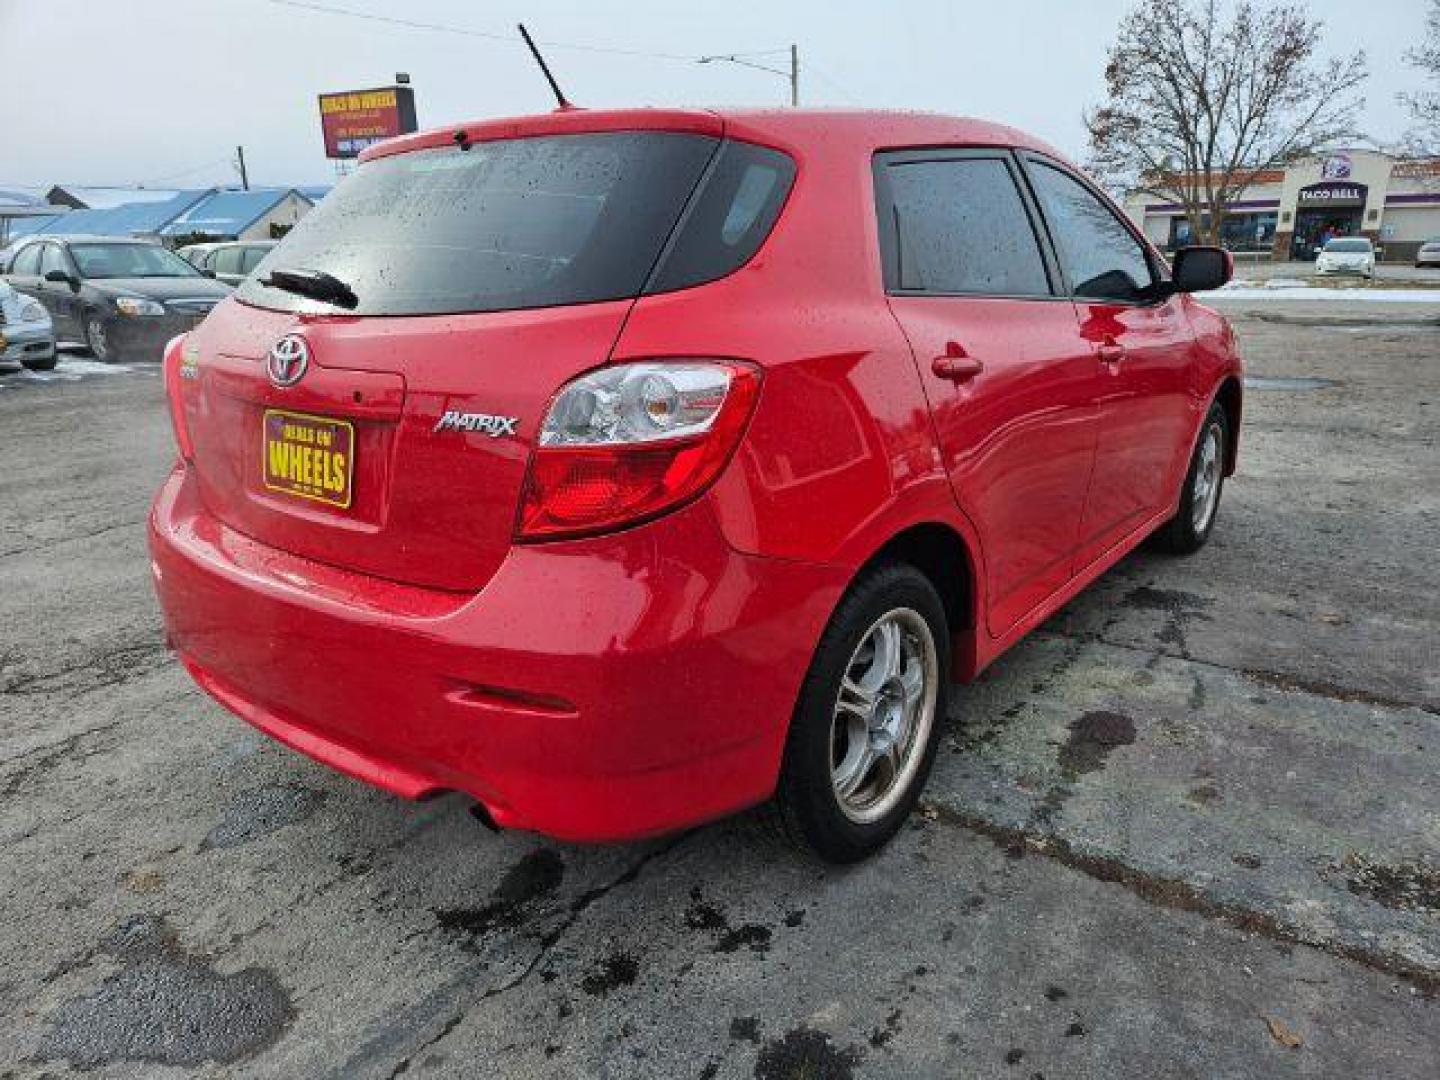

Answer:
[517,24,576,111]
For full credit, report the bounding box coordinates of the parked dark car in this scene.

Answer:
[187,240,278,285]
[2,236,232,362]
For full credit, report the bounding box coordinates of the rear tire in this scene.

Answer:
[1154,402,1229,555]
[775,563,949,863]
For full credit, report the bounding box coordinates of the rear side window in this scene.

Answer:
[646,140,795,294]
[10,244,42,276]
[239,132,721,316]
[874,155,1051,297]
[1026,161,1154,303]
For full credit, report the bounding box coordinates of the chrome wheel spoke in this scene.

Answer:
[836,675,876,720]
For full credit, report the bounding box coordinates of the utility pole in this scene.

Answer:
[697,45,801,107]
[235,146,250,191]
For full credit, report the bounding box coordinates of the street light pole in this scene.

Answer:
[790,43,799,107]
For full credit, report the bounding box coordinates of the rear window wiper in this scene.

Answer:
[260,267,358,310]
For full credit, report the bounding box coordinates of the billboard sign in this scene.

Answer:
[318,86,417,159]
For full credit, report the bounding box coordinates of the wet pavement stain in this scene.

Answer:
[38,915,292,1070]
[1058,712,1137,777]
[1335,854,1440,915]
[868,1008,903,1048]
[730,1016,762,1044]
[714,924,772,954]
[201,782,326,850]
[683,887,774,954]
[579,951,639,997]
[1121,586,1211,614]
[753,1026,861,1080]
[432,848,565,945]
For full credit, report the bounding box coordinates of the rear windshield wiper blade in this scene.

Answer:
[260,267,358,310]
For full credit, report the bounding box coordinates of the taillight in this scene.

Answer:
[162,333,196,461]
[517,360,761,541]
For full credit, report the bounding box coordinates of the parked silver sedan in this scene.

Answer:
[1416,238,1440,269]
[0,278,57,371]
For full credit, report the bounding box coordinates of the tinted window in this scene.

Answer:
[647,140,795,294]
[1324,238,1370,253]
[213,247,244,275]
[10,244,42,276]
[1028,162,1153,302]
[239,132,720,316]
[69,243,199,279]
[878,157,1051,297]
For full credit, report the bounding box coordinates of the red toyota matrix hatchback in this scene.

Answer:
[150,108,1241,862]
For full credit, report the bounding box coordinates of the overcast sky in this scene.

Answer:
[0,0,1428,190]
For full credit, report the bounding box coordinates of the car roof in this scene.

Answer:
[25,235,160,246]
[362,107,1069,167]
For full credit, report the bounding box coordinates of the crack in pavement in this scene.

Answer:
[1036,628,1440,716]
[921,800,1440,1000]
[356,833,694,1080]
[1,640,170,699]
[0,516,149,561]
[0,720,123,798]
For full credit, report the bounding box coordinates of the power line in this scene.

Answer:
[249,0,699,61]
[142,157,235,185]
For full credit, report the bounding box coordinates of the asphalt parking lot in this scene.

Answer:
[2,300,1437,1079]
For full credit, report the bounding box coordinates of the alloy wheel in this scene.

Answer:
[830,607,938,824]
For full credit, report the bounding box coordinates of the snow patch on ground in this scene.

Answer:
[0,357,139,389]
[1205,283,1440,303]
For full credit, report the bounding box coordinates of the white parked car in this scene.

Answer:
[1315,237,1375,279]
[0,278,57,371]
[1416,238,1440,269]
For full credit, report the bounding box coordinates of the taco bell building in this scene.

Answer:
[1123,150,1440,263]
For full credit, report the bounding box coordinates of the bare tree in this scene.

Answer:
[1086,0,1367,246]
[1402,0,1440,154]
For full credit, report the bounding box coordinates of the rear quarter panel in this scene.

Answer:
[613,125,973,578]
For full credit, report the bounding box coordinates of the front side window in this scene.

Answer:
[876,155,1051,297]
[212,247,244,275]
[241,246,271,274]
[1028,161,1154,303]
[69,243,199,280]
[39,244,68,277]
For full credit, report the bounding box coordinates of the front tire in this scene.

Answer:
[85,316,113,362]
[1154,402,1229,554]
[21,354,58,372]
[775,563,949,863]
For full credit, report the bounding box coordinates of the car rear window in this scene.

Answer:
[239,132,744,317]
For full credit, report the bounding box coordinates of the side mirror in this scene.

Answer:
[44,269,79,290]
[1170,246,1232,293]
[202,269,217,279]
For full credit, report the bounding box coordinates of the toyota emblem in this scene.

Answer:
[267,335,310,388]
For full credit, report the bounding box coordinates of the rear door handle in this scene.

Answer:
[1098,343,1125,366]
[932,346,984,382]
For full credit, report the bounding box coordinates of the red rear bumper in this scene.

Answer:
[148,466,845,842]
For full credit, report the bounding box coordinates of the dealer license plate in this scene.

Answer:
[262,409,355,509]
